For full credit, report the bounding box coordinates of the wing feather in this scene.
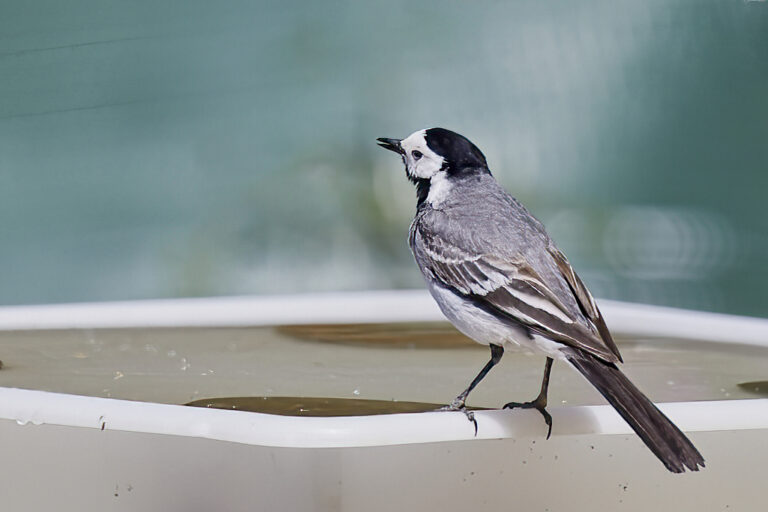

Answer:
[413,224,620,363]
[548,247,622,362]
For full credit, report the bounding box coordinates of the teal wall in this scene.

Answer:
[2,1,767,316]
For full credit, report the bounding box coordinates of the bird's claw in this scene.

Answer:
[503,398,553,439]
[438,400,478,436]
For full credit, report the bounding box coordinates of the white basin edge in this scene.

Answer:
[0,290,767,348]
[0,387,765,448]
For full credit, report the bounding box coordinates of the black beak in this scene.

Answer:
[376,137,403,154]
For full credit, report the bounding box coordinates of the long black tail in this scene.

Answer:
[565,349,705,473]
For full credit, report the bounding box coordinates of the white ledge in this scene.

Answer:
[1,388,766,448]
[0,291,767,348]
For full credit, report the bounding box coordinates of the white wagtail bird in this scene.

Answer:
[377,127,704,473]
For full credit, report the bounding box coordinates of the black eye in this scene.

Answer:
[411,150,423,160]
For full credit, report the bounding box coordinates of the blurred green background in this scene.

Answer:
[1,1,767,316]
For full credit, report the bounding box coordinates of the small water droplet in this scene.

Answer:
[180,358,191,371]
[113,371,124,380]
[16,419,28,426]
[352,389,361,396]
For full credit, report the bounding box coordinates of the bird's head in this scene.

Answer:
[377,128,489,185]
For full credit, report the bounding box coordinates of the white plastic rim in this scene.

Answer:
[2,388,766,449]
[1,290,768,348]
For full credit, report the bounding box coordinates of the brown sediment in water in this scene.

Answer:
[276,323,479,349]
[736,381,768,397]
[185,396,488,417]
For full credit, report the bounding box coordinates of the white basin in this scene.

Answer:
[0,291,766,511]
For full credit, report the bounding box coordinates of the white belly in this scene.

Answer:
[427,281,567,360]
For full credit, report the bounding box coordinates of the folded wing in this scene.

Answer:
[412,224,621,364]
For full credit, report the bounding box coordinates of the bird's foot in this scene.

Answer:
[438,398,478,436]
[503,396,552,439]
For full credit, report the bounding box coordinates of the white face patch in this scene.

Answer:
[399,129,445,180]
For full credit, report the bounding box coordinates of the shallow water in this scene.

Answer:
[0,323,765,409]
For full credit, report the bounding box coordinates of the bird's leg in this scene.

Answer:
[440,344,504,435]
[503,357,554,439]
